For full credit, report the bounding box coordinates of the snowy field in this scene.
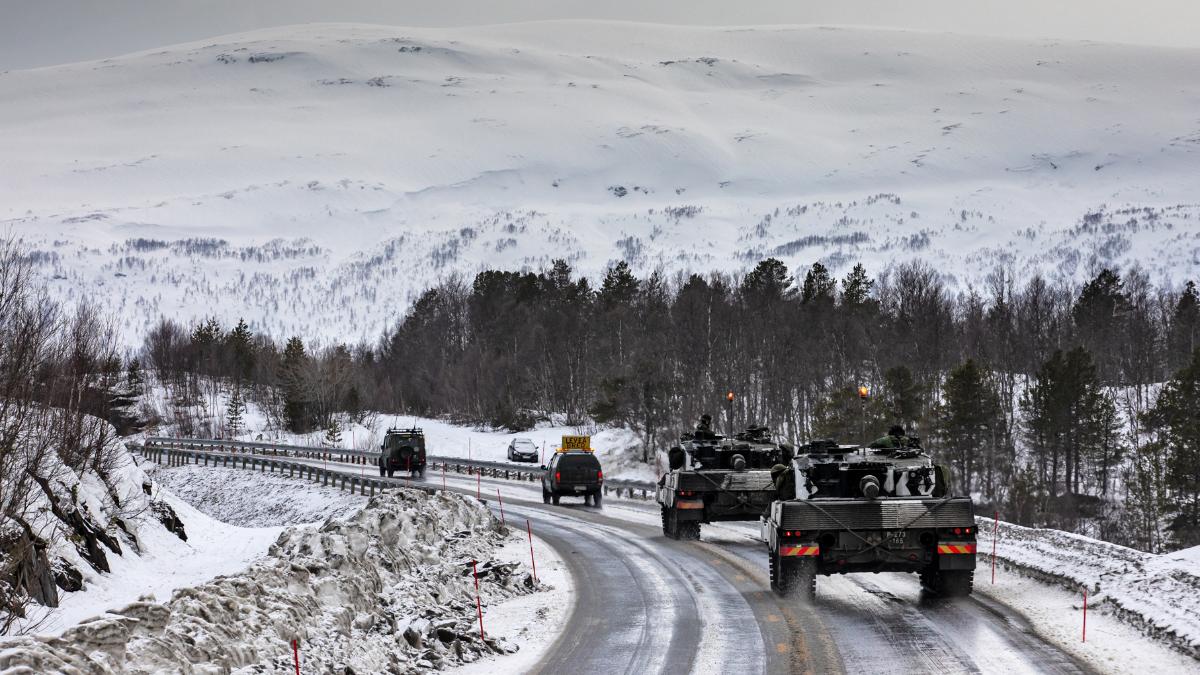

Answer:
[3,21,1199,344]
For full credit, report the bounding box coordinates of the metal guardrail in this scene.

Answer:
[136,443,431,498]
[141,437,658,500]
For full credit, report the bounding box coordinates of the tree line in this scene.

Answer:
[140,258,1199,552]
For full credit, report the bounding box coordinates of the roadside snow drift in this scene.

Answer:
[981,516,1200,659]
[0,489,545,673]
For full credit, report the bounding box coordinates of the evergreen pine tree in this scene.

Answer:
[1071,268,1130,384]
[324,417,343,448]
[227,318,255,382]
[281,336,309,433]
[1142,348,1200,548]
[1168,281,1200,370]
[840,263,875,308]
[801,262,836,305]
[226,386,246,437]
[937,359,1004,497]
[883,365,923,430]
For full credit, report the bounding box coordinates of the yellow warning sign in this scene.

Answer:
[560,435,592,451]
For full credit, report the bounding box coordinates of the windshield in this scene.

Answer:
[513,439,535,449]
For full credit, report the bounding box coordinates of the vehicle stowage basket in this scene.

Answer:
[676,470,776,492]
[778,497,974,531]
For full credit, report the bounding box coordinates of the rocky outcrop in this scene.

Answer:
[28,472,121,574]
[150,500,187,542]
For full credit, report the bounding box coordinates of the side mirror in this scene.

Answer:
[379,444,385,450]
[539,465,547,471]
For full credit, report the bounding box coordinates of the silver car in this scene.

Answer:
[506,438,539,463]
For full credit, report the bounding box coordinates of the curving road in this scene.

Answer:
[177,449,1095,675]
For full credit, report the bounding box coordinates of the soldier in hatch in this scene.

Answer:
[695,413,716,439]
[869,424,910,449]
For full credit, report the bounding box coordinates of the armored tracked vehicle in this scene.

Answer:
[657,421,792,541]
[762,438,977,599]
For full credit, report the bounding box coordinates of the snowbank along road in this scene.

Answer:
[145,442,1121,675]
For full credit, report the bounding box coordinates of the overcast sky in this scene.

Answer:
[3,0,1198,70]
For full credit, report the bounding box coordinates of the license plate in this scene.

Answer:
[887,532,906,547]
[573,485,586,492]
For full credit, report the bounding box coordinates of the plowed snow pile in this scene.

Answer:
[0,489,544,673]
[980,516,1200,659]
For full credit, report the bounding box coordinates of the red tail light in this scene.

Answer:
[555,471,561,481]
[954,527,962,535]
[597,470,603,480]
[965,527,972,534]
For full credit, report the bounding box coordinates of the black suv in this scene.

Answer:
[542,451,604,506]
[379,427,426,478]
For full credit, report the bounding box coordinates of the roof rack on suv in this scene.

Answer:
[386,427,423,434]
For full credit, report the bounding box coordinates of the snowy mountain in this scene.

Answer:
[2,21,1199,344]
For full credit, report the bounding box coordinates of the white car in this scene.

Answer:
[506,438,539,463]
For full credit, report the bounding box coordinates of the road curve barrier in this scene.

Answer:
[136,437,658,500]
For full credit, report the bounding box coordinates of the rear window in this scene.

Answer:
[385,435,421,450]
[557,454,601,470]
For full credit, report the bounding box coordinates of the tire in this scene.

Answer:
[542,489,551,504]
[551,493,560,505]
[661,507,679,539]
[593,491,603,508]
[920,567,974,597]
[378,466,386,477]
[584,493,592,506]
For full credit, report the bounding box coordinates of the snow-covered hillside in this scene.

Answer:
[3,21,1199,343]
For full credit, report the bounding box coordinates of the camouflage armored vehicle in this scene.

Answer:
[762,437,977,599]
[656,418,792,541]
[378,427,427,478]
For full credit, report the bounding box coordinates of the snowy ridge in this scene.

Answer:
[3,21,1199,343]
[981,516,1200,658]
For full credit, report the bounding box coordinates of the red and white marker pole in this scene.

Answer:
[496,488,506,526]
[476,469,481,499]
[292,639,300,675]
[526,519,539,583]
[1082,587,1088,642]
[442,463,447,491]
[472,560,486,640]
